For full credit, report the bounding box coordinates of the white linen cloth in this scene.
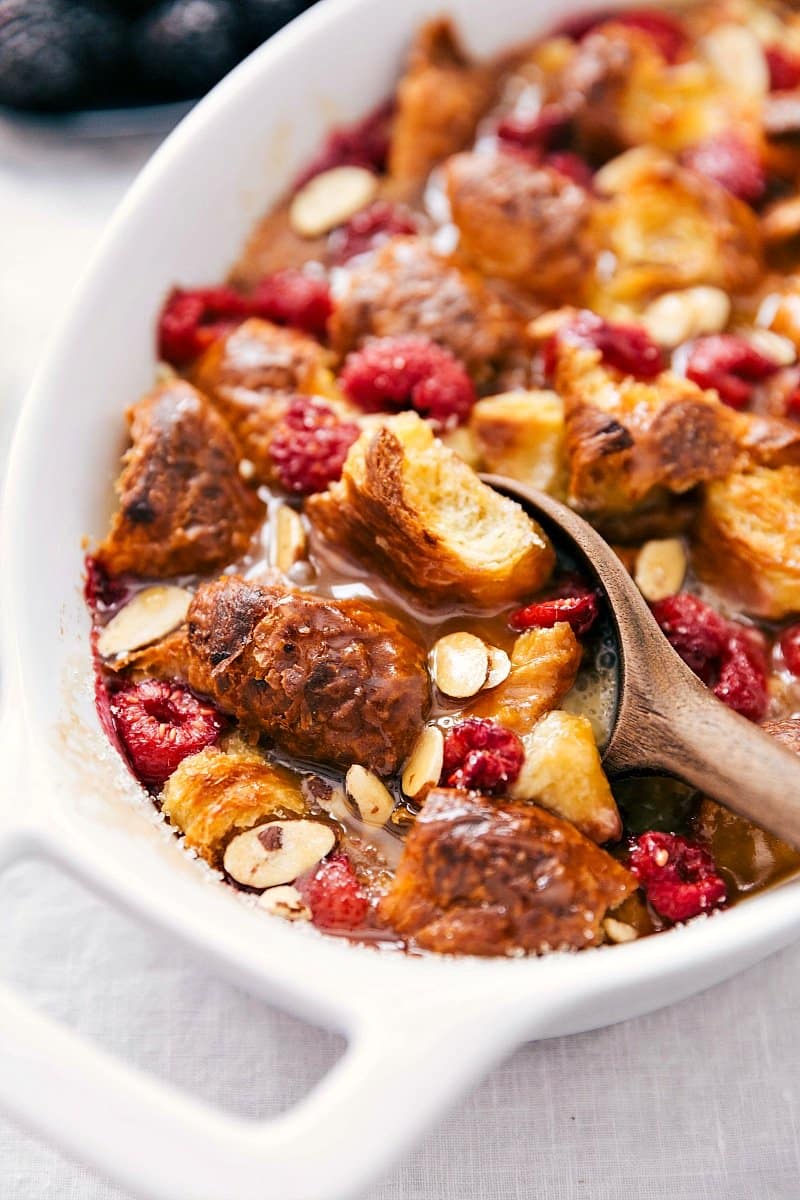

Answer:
[1,119,799,1200]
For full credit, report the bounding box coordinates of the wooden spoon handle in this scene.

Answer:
[609,678,800,850]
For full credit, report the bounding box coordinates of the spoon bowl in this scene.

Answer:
[485,475,800,852]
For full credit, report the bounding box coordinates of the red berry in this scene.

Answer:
[269,397,360,494]
[497,103,570,150]
[650,593,730,684]
[766,46,800,92]
[629,831,727,922]
[250,270,332,339]
[84,554,129,615]
[713,632,769,723]
[293,100,394,189]
[685,334,779,410]
[560,8,687,62]
[779,624,800,676]
[681,133,766,205]
[339,336,476,432]
[110,679,224,787]
[329,201,418,263]
[509,590,599,637]
[546,151,594,190]
[157,286,248,366]
[302,853,369,931]
[441,719,524,793]
[544,310,663,381]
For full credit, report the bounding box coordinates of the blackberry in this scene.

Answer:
[132,0,244,99]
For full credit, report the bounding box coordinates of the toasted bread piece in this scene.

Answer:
[389,20,494,185]
[446,152,594,301]
[510,710,621,844]
[161,740,306,867]
[96,380,263,578]
[468,624,582,734]
[379,787,636,955]
[191,318,339,483]
[693,467,800,619]
[591,162,761,309]
[306,413,555,608]
[469,390,567,498]
[557,344,743,524]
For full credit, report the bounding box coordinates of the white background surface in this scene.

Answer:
[1,117,799,1200]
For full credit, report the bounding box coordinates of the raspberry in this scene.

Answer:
[681,133,766,205]
[269,397,360,494]
[339,336,476,432]
[157,286,247,366]
[441,719,524,793]
[650,593,730,684]
[84,554,129,615]
[544,310,663,381]
[496,103,570,151]
[766,46,800,92]
[302,853,369,931]
[778,623,800,676]
[560,9,687,62]
[629,831,727,922]
[509,577,599,638]
[546,151,594,190]
[685,334,779,410]
[293,99,394,188]
[328,201,418,263]
[713,632,769,723]
[250,270,332,339]
[110,679,224,787]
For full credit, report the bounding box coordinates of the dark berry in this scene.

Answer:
[650,593,730,684]
[269,397,359,494]
[84,555,130,615]
[629,831,727,922]
[328,201,418,263]
[684,334,779,410]
[339,336,476,432]
[779,624,800,676]
[132,0,244,100]
[766,46,800,92]
[294,99,394,188]
[240,0,309,45]
[0,0,127,111]
[301,853,369,931]
[157,285,247,365]
[441,719,524,793]
[681,133,767,205]
[110,679,224,787]
[251,269,332,339]
[544,310,663,381]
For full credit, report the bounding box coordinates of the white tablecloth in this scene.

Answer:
[1,119,799,1200]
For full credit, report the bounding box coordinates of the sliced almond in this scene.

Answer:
[274,504,307,574]
[401,726,444,799]
[761,195,800,246]
[289,166,378,238]
[741,327,797,367]
[483,646,511,690]
[527,306,578,342]
[345,765,395,827]
[593,145,671,195]
[97,585,191,659]
[603,917,638,944]
[430,632,489,699]
[223,820,335,890]
[634,538,687,603]
[258,884,311,922]
[701,24,768,97]
[642,287,730,349]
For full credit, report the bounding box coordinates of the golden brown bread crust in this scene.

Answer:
[693,467,800,619]
[469,390,567,498]
[556,344,744,524]
[161,740,306,867]
[306,413,555,608]
[96,380,263,578]
[180,576,431,776]
[379,788,636,955]
[388,19,495,185]
[191,318,336,482]
[446,153,594,301]
[329,237,528,386]
[468,625,582,735]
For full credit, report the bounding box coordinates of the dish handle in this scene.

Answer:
[0,967,547,1200]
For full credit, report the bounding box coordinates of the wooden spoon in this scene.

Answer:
[485,475,800,851]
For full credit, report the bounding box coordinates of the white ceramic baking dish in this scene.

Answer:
[2,1,799,1196]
